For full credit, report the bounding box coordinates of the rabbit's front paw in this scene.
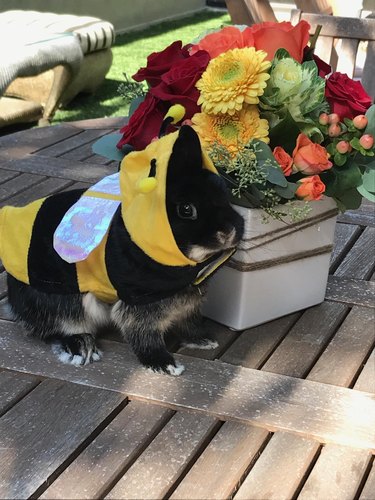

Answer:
[52,334,102,366]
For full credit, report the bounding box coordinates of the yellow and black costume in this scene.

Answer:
[0,126,226,305]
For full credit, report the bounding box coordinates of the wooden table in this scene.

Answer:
[0,119,374,500]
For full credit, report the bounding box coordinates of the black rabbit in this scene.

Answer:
[1,126,244,375]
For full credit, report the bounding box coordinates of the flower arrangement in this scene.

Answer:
[94,20,375,220]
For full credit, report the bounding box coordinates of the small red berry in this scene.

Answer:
[319,113,329,125]
[328,123,341,137]
[359,134,374,150]
[336,141,350,154]
[353,115,368,130]
[328,113,340,124]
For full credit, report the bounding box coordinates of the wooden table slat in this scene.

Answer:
[326,276,375,308]
[234,432,320,500]
[297,444,372,500]
[0,169,20,185]
[40,129,111,158]
[0,155,117,183]
[67,117,126,129]
[220,313,300,369]
[105,411,219,499]
[3,177,73,207]
[0,125,82,160]
[334,227,375,280]
[354,349,375,394]
[330,223,362,272]
[359,460,375,500]
[0,322,374,451]
[307,306,375,388]
[0,172,46,203]
[338,205,375,228]
[0,371,39,416]
[0,379,125,499]
[260,302,348,378]
[170,422,269,500]
[40,401,173,500]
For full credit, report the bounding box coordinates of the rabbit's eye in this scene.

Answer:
[177,203,197,220]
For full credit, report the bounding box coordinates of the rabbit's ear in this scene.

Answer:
[167,126,203,180]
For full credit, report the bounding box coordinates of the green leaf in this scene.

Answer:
[92,133,126,161]
[350,137,361,150]
[357,158,375,169]
[268,111,301,154]
[326,143,336,156]
[335,187,363,210]
[362,168,375,193]
[264,165,288,187]
[323,162,362,197]
[129,96,144,117]
[273,182,298,199]
[334,152,348,166]
[364,104,375,137]
[357,184,375,202]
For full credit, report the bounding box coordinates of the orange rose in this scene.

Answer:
[296,175,326,201]
[292,134,333,175]
[190,26,255,59]
[250,21,310,62]
[273,146,293,176]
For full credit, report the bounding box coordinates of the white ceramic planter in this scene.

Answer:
[202,197,338,330]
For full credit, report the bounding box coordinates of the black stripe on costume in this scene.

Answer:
[28,190,84,294]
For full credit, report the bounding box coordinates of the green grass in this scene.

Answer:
[52,9,230,124]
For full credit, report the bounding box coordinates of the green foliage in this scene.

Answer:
[323,159,363,209]
[91,133,126,161]
[117,74,146,104]
[209,139,300,221]
[259,49,326,136]
[357,168,375,202]
[268,111,301,154]
[50,10,231,124]
[364,104,375,137]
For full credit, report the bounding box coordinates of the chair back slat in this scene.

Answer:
[291,10,375,98]
[294,11,375,41]
[314,35,334,65]
[335,39,360,77]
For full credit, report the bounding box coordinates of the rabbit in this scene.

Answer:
[2,126,244,375]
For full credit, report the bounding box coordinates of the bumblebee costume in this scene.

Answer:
[0,121,231,305]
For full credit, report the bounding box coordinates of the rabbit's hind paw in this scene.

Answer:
[51,333,102,366]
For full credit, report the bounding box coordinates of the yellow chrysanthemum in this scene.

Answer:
[196,47,271,115]
[192,105,269,158]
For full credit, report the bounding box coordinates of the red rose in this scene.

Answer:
[325,72,372,120]
[117,94,169,150]
[150,50,210,118]
[133,41,190,87]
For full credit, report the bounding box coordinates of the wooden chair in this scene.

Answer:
[224,0,333,25]
[291,10,375,98]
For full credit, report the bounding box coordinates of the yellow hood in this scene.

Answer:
[120,129,217,267]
